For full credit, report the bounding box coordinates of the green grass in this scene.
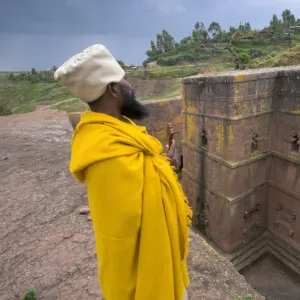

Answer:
[0,73,8,84]
[137,63,230,100]
[256,43,300,68]
[0,81,75,115]
[2,38,300,116]
[49,98,88,112]
[3,42,300,116]
[13,103,38,114]
[236,295,253,300]
[0,63,233,115]
[128,65,202,79]
[128,63,230,80]
[139,80,181,100]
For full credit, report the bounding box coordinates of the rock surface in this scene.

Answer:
[79,206,90,215]
[0,110,263,300]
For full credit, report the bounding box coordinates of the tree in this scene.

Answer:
[208,22,221,38]
[150,40,157,53]
[244,22,251,32]
[7,73,15,81]
[31,68,37,75]
[218,30,230,42]
[192,22,208,44]
[229,26,236,34]
[162,30,175,53]
[233,29,244,41]
[154,30,175,54]
[195,21,205,31]
[156,34,164,53]
[117,60,125,68]
[180,36,193,45]
[269,14,282,32]
[238,23,245,33]
[195,22,200,31]
[146,40,159,59]
[282,9,295,30]
[144,9,300,67]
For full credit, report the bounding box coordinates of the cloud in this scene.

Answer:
[240,0,300,8]
[0,0,162,37]
[0,33,150,71]
[2,0,300,70]
[145,0,186,14]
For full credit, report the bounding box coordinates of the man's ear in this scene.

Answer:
[107,83,118,98]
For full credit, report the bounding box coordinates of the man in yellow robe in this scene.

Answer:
[54,44,192,300]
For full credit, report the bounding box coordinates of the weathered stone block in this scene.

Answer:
[182,66,300,255]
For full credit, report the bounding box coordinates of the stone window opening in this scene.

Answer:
[201,130,208,148]
[251,133,259,153]
[290,134,300,153]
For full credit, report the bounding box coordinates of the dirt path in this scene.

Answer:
[34,98,80,113]
[0,110,263,300]
[11,98,80,113]
[48,98,79,107]
[0,110,103,300]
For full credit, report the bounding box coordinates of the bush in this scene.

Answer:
[238,52,251,64]
[235,48,242,54]
[248,48,262,58]
[20,288,37,300]
[143,58,156,67]
[249,58,260,68]
[270,51,277,57]
[6,73,15,81]
[7,70,56,83]
[157,54,196,66]
[0,102,12,116]
[266,51,278,60]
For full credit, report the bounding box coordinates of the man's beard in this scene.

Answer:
[121,90,149,121]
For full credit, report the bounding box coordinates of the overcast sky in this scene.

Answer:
[1,0,300,71]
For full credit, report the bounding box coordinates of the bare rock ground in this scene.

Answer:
[0,110,263,300]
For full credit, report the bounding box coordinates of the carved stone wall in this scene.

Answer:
[181,67,300,256]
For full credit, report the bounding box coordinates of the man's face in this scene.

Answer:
[118,79,149,121]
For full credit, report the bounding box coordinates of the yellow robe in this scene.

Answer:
[70,111,192,300]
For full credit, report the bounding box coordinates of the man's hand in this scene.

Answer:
[166,138,176,160]
[165,123,178,168]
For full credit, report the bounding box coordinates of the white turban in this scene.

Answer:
[54,44,125,103]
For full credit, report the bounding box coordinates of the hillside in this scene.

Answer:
[255,43,300,68]
[144,9,300,69]
[1,40,300,117]
[0,81,82,115]
[0,75,187,115]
